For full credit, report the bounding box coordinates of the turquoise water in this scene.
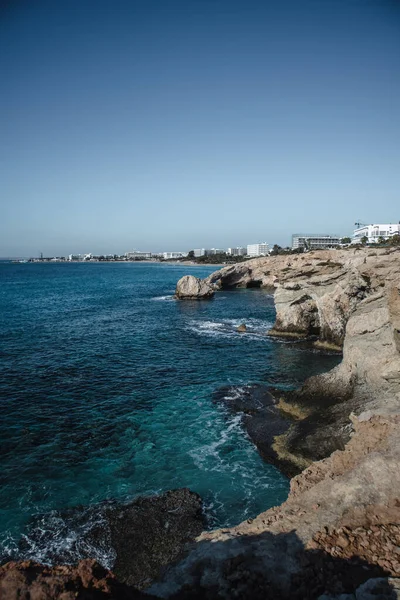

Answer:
[0,262,340,565]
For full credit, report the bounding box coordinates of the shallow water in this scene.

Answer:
[0,262,341,565]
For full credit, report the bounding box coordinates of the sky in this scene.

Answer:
[1,0,399,256]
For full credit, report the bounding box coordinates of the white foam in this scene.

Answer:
[186,318,273,340]
[1,507,116,569]
[189,414,244,469]
[152,295,175,301]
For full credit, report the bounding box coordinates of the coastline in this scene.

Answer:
[151,247,400,597]
[9,260,227,267]
[2,247,400,598]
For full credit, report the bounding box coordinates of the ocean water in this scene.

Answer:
[0,262,341,566]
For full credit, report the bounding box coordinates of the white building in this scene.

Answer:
[193,249,206,257]
[352,223,400,244]
[208,248,225,255]
[162,252,188,259]
[125,251,152,259]
[68,254,86,261]
[247,243,269,257]
[292,234,340,250]
[227,247,247,256]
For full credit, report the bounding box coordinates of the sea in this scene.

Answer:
[0,261,341,567]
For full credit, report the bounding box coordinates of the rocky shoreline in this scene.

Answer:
[162,248,400,597]
[2,247,400,599]
[176,248,400,475]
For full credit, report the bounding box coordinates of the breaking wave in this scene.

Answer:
[186,317,274,340]
[1,504,116,569]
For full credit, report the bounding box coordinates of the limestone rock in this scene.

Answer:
[0,559,150,599]
[150,249,400,598]
[175,275,215,299]
[206,247,400,348]
[199,248,400,472]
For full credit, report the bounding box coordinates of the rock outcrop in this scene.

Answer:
[107,488,204,589]
[144,248,400,599]
[1,489,204,599]
[203,248,400,474]
[206,248,399,347]
[148,412,400,600]
[175,275,215,300]
[212,384,290,467]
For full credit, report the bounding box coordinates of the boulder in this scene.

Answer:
[237,323,247,332]
[175,275,215,300]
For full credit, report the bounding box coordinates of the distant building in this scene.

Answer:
[291,234,340,250]
[208,248,225,255]
[68,254,85,261]
[352,223,400,244]
[193,249,206,257]
[247,243,269,257]
[227,247,247,256]
[162,252,188,259]
[125,251,152,259]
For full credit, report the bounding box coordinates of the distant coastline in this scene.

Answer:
[5,259,227,267]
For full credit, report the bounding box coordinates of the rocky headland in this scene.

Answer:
[202,247,400,474]
[2,248,400,599]
[163,247,400,597]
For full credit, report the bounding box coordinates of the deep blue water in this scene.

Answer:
[0,262,340,566]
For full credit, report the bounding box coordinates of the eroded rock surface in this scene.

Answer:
[0,559,150,600]
[145,249,400,599]
[205,248,400,473]
[175,275,215,299]
[207,248,399,348]
[149,414,400,599]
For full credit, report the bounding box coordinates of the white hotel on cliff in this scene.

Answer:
[352,223,400,244]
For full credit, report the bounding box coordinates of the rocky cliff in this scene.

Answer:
[205,248,400,473]
[147,248,400,599]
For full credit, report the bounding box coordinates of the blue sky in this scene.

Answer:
[1,0,399,256]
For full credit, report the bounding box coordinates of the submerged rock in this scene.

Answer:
[175,275,215,299]
[213,384,290,471]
